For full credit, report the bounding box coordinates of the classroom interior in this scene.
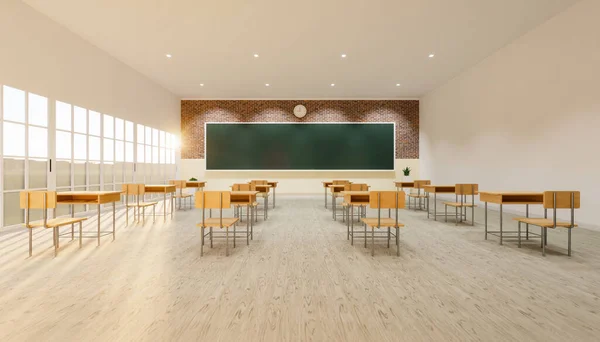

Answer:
[0,0,599,340]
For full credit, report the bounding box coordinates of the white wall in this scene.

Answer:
[0,0,180,133]
[420,0,599,228]
[180,159,420,194]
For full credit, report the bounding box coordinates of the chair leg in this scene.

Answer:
[201,226,204,256]
[29,229,33,257]
[471,207,474,226]
[210,227,213,248]
[226,227,230,256]
[568,228,572,256]
[455,207,458,226]
[54,228,58,257]
[79,222,83,248]
[246,204,250,246]
[518,222,521,248]
[542,228,546,256]
[71,223,74,240]
[364,222,367,248]
[371,227,375,257]
[387,227,390,248]
[396,227,400,256]
[233,223,237,248]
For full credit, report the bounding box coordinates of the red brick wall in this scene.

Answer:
[181,100,419,159]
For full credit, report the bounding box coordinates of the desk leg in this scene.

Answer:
[113,202,116,241]
[171,193,174,219]
[97,203,101,247]
[427,192,430,219]
[350,204,353,243]
[163,192,167,221]
[526,204,529,240]
[324,188,327,208]
[247,204,250,245]
[333,194,336,221]
[434,193,437,221]
[273,188,276,209]
[484,202,488,240]
[499,204,503,245]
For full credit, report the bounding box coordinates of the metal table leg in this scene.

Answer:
[484,202,488,240]
[499,204,503,245]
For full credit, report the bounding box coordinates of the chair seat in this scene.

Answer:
[27,216,88,228]
[360,218,405,228]
[513,217,577,228]
[443,202,477,208]
[126,201,158,208]
[197,217,240,228]
[408,194,427,198]
[174,193,193,199]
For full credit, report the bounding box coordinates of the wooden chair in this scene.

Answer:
[359,191,406,256]
[513,191,580,256]
[122,184,158,224]
[407,180,430,210]
[331,180,351,220]
[250,180,270,220]
[170,180,193,210]
[196,191,242,256]
[443,184,478,226]
[20,191,88,257]
[232,183,258,224]
[342,183,369,223]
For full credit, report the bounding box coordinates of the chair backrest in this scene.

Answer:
[195,191,232,210]
[122,184,145,195]
[232,183,251,191]
[20,191,57,209]
[369,191,406,209]
[413,180,431,189]
[169,180,186,189]
[455,184,478,195]
[333,180,350,185]
[543,191,580,209]
[345,183,368,191]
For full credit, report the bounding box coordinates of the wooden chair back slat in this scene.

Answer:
[455,184,479,195]
[413,180,431,189]
[195,191,232,209]
[369,191,406,209]
[345,183,368,191]
[169,180,186,189]
[19,191,57,209]
[543,191,580,209]
[232,183,251,191]
[122,184,145,195]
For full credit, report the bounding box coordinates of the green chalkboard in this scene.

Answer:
[206,123,394,170]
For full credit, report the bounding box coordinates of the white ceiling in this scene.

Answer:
[23,0,578,99]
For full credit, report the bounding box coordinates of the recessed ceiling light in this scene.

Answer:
[396,83,401,87]
[166,54,172,58]
[254,54,260,58]
[428,54,435,58]
[199,84,204,87]
[265,83,270,87]
[341,54,347,58]
[331,83,335,87]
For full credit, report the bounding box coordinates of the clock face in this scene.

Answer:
[294,104,307,118]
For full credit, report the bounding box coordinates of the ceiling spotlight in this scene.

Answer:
[254,54,260,58]
[330,83,335,87]
[428,54,435,58]
[396,83,401,87]
[166,54,172,58]
[199,84,204,86]
[341,54,347,58]
[265,83,270,87]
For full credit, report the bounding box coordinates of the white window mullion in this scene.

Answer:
[0,84,4,228]
[47,96,56,192]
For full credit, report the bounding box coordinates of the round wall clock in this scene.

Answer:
[293,104,307,118]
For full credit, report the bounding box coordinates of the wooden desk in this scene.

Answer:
[184,181,206,189]
[322,181,333,208]
[144,185,176,220]
[251,184,272,219]
[394,181,415,190]
[329,185,348,220]
[424,185,456,221]
[479,191,544,245]
[268,181,278,208]
[56,191,121,246]
[231,190,259,239]
[341,191,370,241]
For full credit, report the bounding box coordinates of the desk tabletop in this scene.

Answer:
[231,191,260,195]
[58,191,122,196]
[341,191,370,195]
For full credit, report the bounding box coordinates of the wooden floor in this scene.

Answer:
[0,196,599,341]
